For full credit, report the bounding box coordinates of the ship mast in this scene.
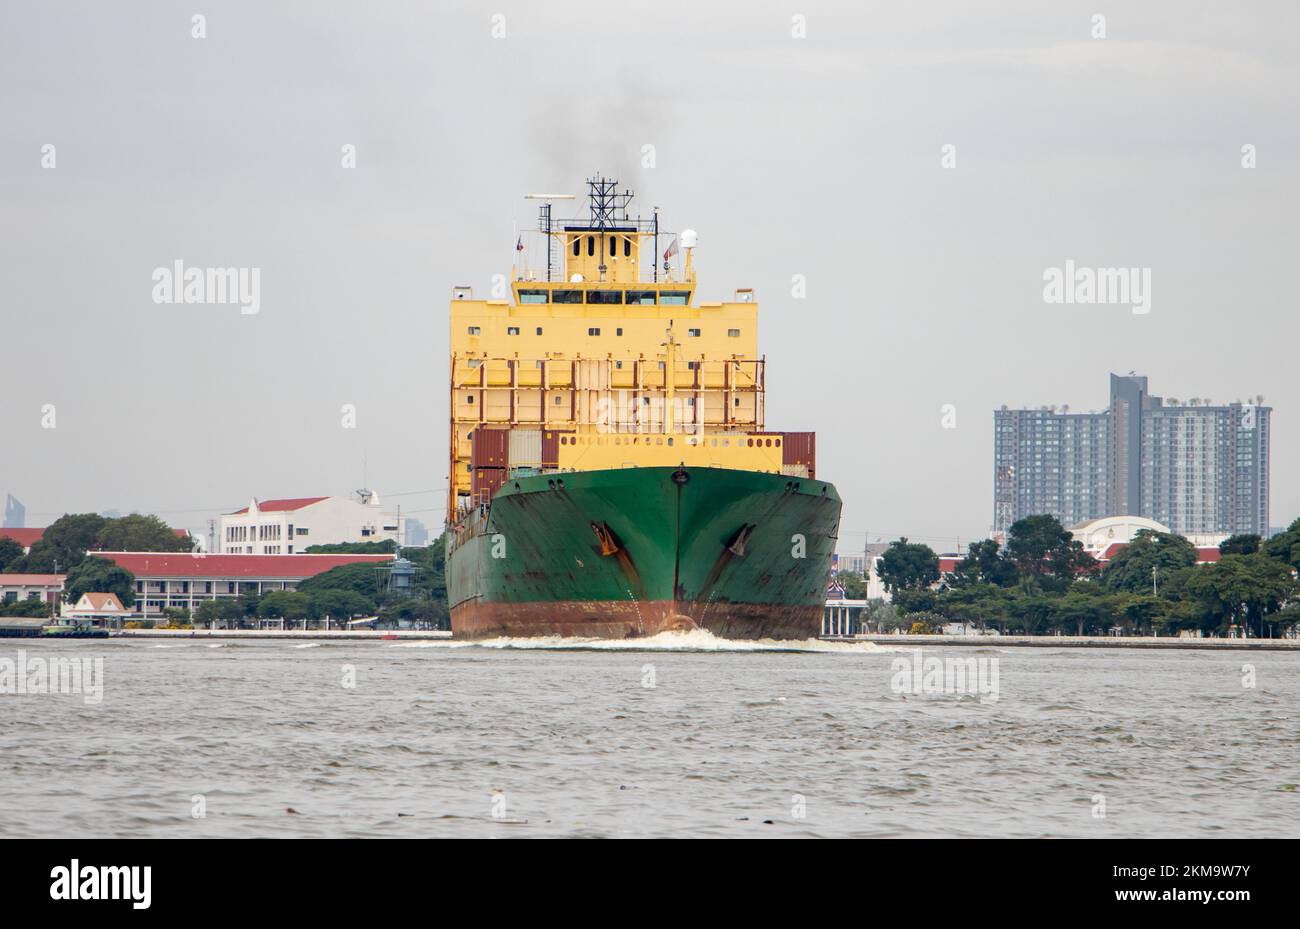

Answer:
[662,324,677,434]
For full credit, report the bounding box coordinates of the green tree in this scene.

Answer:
[0,597,58,618]
[835,570,867,599]
[297,562,386,600]
[0,537,24,571]
[934,583,1012,631]
[258,591,313,626]
[195,598,245,629]
[1006,515,1096,580]
[378,598,445,629]
[308,589,375,626]
[950,539,1018,588]
[862,599,903,632]
[237,590,262,618]
[1183,553,1296,637]
[94,514,192,553]
[1219,534,1261,556]
[877,538,939,593]
[1101,529,1198,593]
[303,540,398,555]
[41,513,109,567]
[1262,518,1300,572]
[161,607,191,627]
[64,556,136,607]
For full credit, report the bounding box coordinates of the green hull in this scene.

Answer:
[446,466,841,639]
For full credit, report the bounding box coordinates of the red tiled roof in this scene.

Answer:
[96,552,391,579]
[0,528,45,547]
[0,574,65,586]
[938,557,961,573]
[1100,542,1127,561]
[228,497,330,515]
[1094,542,1221,564]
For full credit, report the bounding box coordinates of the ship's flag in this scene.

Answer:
[663,236,678,260]
[515,236,524,252]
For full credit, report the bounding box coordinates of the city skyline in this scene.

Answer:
[995,373,1271,540]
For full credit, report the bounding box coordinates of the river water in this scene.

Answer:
[2,634,1296,837]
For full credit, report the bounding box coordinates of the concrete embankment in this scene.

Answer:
[849,633,1300,651]
[112,628,452,641]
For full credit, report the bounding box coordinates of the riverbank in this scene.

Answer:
[112,628,453,640]
[98,628,1300,649]
[849,633,1300,651]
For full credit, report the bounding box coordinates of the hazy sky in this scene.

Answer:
[3,1,1298,552]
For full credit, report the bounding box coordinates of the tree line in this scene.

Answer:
[841,514,1300,637]
[0,512,448,629]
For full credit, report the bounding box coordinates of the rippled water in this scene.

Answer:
[2,635,1297,837]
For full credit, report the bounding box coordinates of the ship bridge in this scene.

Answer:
[448,176,783,522]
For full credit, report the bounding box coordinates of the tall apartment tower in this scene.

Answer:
[994,375,1269,538]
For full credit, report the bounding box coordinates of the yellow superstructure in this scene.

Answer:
[448,177,779,520]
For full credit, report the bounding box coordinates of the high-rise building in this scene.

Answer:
[3,495,25,528]
[994,375,1269,538]
[405,517,429,548]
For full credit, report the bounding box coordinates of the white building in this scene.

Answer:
[218,492,404,554]
[1070,515,1188,558]
[66,592,128,624]
[99,552,394,617]
[0,573,64,606]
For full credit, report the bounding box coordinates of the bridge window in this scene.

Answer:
[587,236,594,256]
[572,238,580,256]
[518,290,549,304]
[626,291,656,305]
[609,237,617,257]
[624,238,631,257]
[661,292,689,306]
[587,290,623,305]
[552,290,582,304]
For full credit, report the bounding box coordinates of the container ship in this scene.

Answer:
[445,177,841,639]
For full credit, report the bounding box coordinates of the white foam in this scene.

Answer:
[391,629,887,653]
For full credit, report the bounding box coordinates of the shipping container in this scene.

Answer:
[541,429,575,468]
[471,466,508,502]
[779,431,816,478]
[508,428,543,469]
[753,431,816,478]
[470,426,510,469]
